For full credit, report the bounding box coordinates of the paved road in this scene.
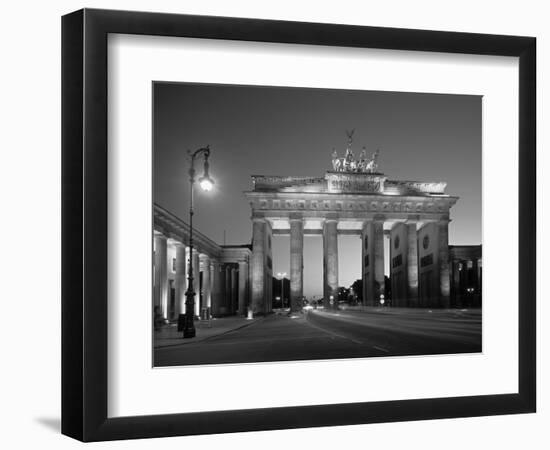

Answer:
[154,308,481,367]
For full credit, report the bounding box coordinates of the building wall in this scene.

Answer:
[417,222,440,307]
[390,222,408,307]
[449,245,482,308]
[154,205,252,319]
[362,221,375,306]
[211,261,223,316]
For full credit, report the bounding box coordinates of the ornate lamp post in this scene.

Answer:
[183,146,214,338]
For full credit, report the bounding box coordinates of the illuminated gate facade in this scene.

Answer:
[244,157,458,314]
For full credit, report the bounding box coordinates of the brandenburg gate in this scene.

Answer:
[244,146,458,314]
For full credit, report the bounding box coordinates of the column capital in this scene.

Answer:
[373,214,386,223]
[289,213,304,222]
[154,231,167,240]
[324,212,339,223]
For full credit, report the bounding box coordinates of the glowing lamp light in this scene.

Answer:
[199,176,214,191]
[198,152,214,191]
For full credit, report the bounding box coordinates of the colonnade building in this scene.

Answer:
[449,245,482,308]
[153,205,251,321]
[153,156,482,319]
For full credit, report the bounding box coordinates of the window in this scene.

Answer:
[420,253,433,267]
[392,254,402,268]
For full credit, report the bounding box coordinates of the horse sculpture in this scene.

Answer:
[364,149,380,173]
[331,130,380,173]
[331,147,380,173]
[331,149,343,171]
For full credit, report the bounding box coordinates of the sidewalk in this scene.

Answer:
[154,316,262,349]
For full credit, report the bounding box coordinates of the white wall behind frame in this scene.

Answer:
[2,1,545,450]
[108,33,518,418]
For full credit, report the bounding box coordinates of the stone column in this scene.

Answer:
[406,221,419,306]
[231,267,238,314]
[373,217,385,302]
[264,221,273,313]
[210,262,215,308]
[289,216,304,312]
[210,260,222,316]
[323,219,339,309]
[438,220,451,308]
[251,218,266,315]
[477,258,482,292]
[225,265,232,313]
[238,261,248,316]
[154,234,168,319]
[452,260,461,308]
[201,255,211,313]
[218,263,227,315]
[174,244,187,316]
[472,258,480,306]
[472,259,478,286]
[192,250,200,316]
[362,220,375,306]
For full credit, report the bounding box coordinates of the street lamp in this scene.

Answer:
[277,272,287,309]
[183,146,214,339]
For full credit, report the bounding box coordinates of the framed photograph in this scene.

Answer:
[62,8,536,442]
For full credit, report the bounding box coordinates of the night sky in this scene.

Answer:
[154,83,481,298]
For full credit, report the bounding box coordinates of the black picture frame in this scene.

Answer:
[61,8,536,442]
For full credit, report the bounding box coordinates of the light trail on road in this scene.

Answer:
[154,308,481,367]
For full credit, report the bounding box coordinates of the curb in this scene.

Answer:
[155,317,265,349]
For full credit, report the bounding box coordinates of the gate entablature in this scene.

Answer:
[246,191,456,221]
[251,172,447,196]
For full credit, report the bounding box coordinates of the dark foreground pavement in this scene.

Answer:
[154,307,481,367]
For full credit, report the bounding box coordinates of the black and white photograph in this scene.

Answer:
[152,83,482,367]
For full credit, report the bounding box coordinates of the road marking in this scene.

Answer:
[305,317,363,345]
[373,345,390,353]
